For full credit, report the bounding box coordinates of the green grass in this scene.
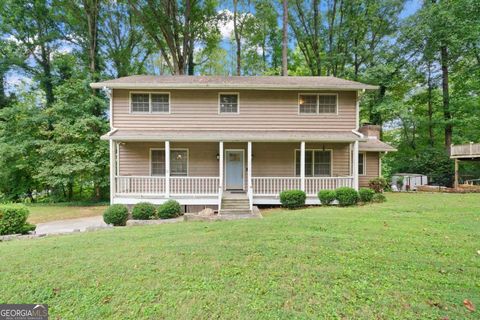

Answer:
[1,193,479,319]
[26,203,108,224]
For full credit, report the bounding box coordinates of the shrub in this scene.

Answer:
[369,177,388,193]
[358,188,375,203]
[0,205,36,235]
[158,200,182,219]
[335,187,359,206]
[372,193,386,203]
[103,204,129,226]
[132,202,157,220]
[318,190,336,205]
[279,189,306,209]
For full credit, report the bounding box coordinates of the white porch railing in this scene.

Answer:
[115,176,219,196]
[252,176,354,196]
[170,177,219,196]
[116,176,354,198]
[116,176,166,195]
[305,176,354,195]
[252,177,301,196]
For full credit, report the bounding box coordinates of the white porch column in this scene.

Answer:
[218,141,224,208]
[109,140,116,204]
[247,141,253,209]
[353,140,359,190]
[300,141,305,191]
[165,141,170,198]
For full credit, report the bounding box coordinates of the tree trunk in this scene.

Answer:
[440,45,452,153]
[233,0,241,76]
[282,0,288,76]
[327,0,337,76]
[427,61,434,147]
[39,45,54,107]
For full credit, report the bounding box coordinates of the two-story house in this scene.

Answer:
[91,76,395,213]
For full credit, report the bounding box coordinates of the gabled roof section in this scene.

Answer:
[90,75,378,91]
[359,138,397,152]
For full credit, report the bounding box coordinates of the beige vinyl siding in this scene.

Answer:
[118,142,350,178]
[359,152,380,187]
[112,89,356,131]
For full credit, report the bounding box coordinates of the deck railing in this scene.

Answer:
[451,143,480,157]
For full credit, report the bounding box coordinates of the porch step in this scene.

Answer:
[219,208,253,215]
[221,200,250,210]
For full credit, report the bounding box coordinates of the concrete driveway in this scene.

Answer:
[35,216,109,235]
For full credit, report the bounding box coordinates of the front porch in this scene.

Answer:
[108,138,361,208]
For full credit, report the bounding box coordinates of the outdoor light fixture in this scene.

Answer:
[216,153,220,160]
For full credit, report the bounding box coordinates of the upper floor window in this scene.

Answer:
[131,92,170,113]
[299,94,337,114]
[219,93,239,113]
[295,149,332,177]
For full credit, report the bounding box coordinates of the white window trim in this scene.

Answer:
[298,93,338,115]
[294,149,333,177]
[149,148,189,176]
[359,152,366,176]
[218,92,240,114]
[130,92,171,114]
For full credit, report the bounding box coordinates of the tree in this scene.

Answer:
[128,0,220,75]
[281,0,288,76]
[1,0,62,107]
[101,0,153,77]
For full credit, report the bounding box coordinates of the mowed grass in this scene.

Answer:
[26,203,108,224]
[1,193,479,319]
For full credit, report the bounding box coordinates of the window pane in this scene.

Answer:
[151,150,165,176]
[318,95,337,113]
[305,150,313,176]
[151,94,169,113]
[220,94,238,113]
[314,151,331,176]
[132,93,150,112]
[299,95,317,114]
[171,150,188,176]
[358,153,365,175]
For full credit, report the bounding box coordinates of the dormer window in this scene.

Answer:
[219,93,239,114]
[131,92,170,113]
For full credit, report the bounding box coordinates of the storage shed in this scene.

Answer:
[391,173,428,191]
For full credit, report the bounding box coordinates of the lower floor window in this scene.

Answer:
[358,152,366,175]
[151,149,188,176]
[295,150,332,177]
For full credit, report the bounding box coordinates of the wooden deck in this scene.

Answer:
[450,142,480,158]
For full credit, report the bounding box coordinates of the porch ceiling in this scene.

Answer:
[101,129,366,143]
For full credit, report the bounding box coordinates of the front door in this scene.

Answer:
[225,150,244,190]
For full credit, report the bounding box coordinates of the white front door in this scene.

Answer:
[225,150,244,190]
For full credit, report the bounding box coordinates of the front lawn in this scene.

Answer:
[1,193,479,319]
[26,202,108,224]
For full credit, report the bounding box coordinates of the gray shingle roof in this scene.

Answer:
[359,138,396,152]
[101,129,365,142]
[91,75,378,90]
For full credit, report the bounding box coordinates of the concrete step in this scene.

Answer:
[219,209,253,215]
